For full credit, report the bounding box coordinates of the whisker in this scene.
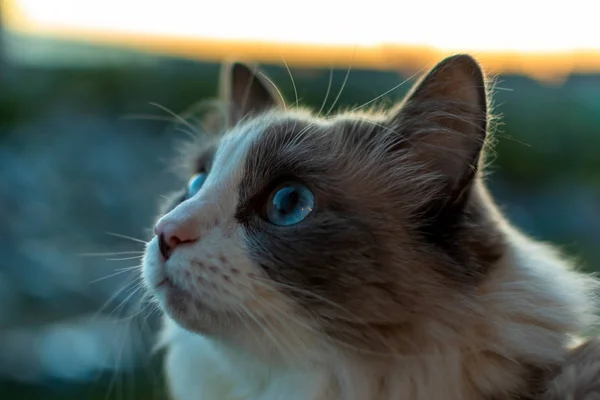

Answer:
[78,251,144,257]
[250,276,403,357]
[105,318,127,400]
[258,71,287,110]
[251,276,359,323]
[120,114,182,123]
[106,255,145,261]
[108,282,146,321]
[317,67,334,116]
[494,133,531,147]
[347,65,428,114]
[90,265,142,284]
[245,283,390,357]
[281,57,299,110]
[148,102,199,139]
[118,293,157,322]
[348,117,399,136]
[174,126,198,139]
[94,280,137,320]
[100,282,150,400]
[324,45,357,117]
[105,231,148,245]
[93,278,147,327]
[135,306,164,400]
[239,302,294,360]
[243,290,314,359]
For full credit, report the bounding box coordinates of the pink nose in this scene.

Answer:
[154,216,200,260]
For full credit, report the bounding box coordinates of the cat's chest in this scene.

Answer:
[163,333,327,400]
[163,337,474,400]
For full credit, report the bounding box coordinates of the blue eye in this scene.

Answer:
[266,182,315,226]
[186,173,207,198]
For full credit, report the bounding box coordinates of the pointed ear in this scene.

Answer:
[219,62,285,127]
[391,54,489,205]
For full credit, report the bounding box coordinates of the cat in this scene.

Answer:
[141,54,599,400]
[542,337,600,399]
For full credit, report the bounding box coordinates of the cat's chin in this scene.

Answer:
[152,279,238,336]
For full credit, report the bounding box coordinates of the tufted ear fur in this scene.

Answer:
[388,54,489,211]
[219,62,285,127]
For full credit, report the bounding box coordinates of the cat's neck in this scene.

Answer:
[160,214,597,400]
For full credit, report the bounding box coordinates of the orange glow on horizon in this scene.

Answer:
[3,0,600,83]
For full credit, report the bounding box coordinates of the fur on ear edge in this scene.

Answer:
[219,60,285,126]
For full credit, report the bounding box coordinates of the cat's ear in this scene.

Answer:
[219,62,285,127]
[389,54,488,204]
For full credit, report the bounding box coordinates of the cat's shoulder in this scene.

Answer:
[543,337,600,399]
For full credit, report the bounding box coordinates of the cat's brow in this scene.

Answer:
[206,123,265,193]
[193,142,218,173]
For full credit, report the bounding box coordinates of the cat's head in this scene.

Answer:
[142,55,505,362]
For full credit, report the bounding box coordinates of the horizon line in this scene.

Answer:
[4,2,600,84]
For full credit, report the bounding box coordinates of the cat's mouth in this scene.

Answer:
[152,272,242,335]
[151,268,194,299]
[153,276,195,303]
[155,276,173,289]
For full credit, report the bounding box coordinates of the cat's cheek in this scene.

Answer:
[141,226,292,336]
[141,236,165,291]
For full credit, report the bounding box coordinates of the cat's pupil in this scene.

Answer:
[266,182,314,226]
[274,188,299,215]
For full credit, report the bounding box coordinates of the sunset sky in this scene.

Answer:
[4,0,600,81]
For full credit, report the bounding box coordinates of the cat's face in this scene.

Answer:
[142,55,504,361]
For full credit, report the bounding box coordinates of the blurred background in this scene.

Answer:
[0,0,599,399]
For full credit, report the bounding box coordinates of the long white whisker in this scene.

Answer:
[324,45,357,117]
[251,276,361,323]
[120,293,157,322]
[94,280,138,321]
[105,231,148,245]
[106,318,127,400]
[244,290,315,359]
[78,251,144,257]
[90,265,142,284]
[135,304,165,400]
[257,71,287,110]
[106,255,145,261]
[347,66,428,114]
[246,280,386,357]
[317,67,334,116]
[250,277,402,357]
[120,114,181,123]
[108,282,146,322]
[239,302,294,360]
[281,57,299,110]
[148,102,199,138]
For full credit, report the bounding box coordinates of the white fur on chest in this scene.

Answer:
[163,326,328,400]
[162,321,490,400]
[162,326,484,400]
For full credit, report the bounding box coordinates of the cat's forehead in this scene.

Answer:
[190,117,295,194]
[189,113,379,206]
[201,120,269,190]
[195,112,375,168]
[204,115,322,177]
